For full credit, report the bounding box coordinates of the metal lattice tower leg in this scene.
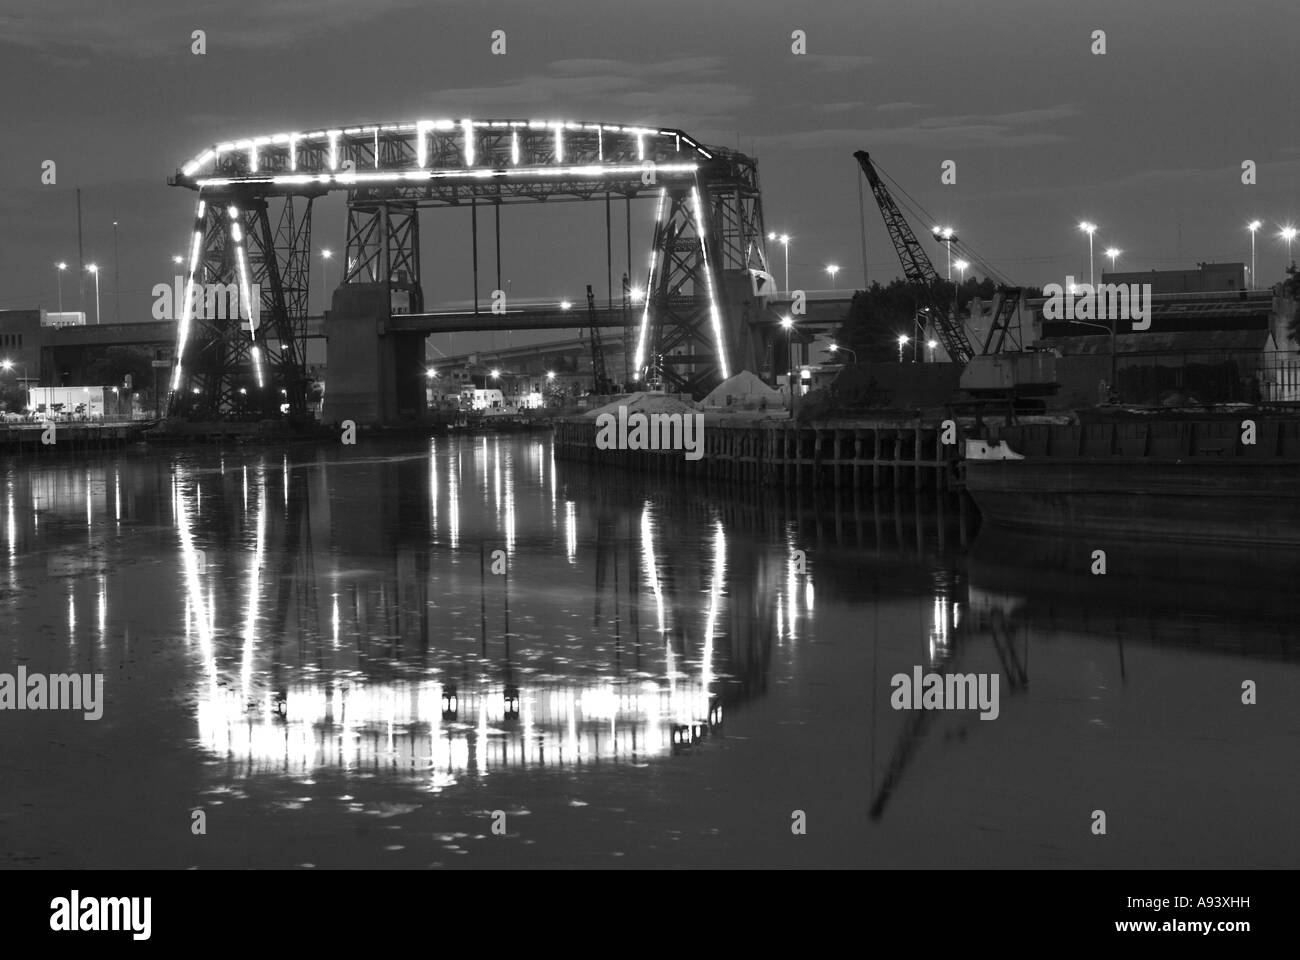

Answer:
[168,193,314,420]
[343,197,423,311]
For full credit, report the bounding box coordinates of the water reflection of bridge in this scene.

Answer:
[167,436,767,780]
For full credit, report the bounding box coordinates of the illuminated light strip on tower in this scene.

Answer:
[554,122,563,163]
[194,162,700,189]
[170,209,206,392]
[416,121,429,167]
[461,119,475,166]
[511,130,519,165]
[690,184,729,379]
[177,122,717,179]
[597,127,603,163]
[229,210,264,390]
[633,188,667,374]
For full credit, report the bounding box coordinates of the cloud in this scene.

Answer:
[424,57,753,132]
[0,0,425,56]
[799,54,875,72]
[752,104,1079,151]
[876,102,928,112]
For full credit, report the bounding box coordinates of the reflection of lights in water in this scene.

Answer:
[447,459,459,549]
[786,545,798,641]
[428,443,437,531]
[641,506,666,636]
[175,468,218,691]
[928,594,953,665]
[7,485,15,565]
[282,454,289,507]
[67,585,76,638]
[242,465,248,512]
[85,479,91,528]
[804,579,814,611]
[97,575,106,644]
[701,521,725,716]
[503,460,515,553]
[194,677,713,778]
[114,470,121,522]
[331,593,340,649]
[240,477,267,702]
[565,501,577,563]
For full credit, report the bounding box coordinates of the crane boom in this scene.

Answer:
[854,150,975,364]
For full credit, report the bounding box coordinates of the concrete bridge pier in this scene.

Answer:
[322,284,426,427]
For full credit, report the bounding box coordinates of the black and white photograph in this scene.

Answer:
[0,0,1292,940]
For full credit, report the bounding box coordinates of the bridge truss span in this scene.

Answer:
[167,118,775,421]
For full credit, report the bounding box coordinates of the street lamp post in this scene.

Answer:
[828,342,857,363]
[55,262,67,312]
[931,227,956,280]
[1247,221,1261,289]
[320,249,334,310]
[1104,247,1121,274]
[1079,222,1098,286]
[927,339,938,362]
[768,232,791,294]
[1068,318,1117,402]
[1,359,31,414]
[897,334,910,364]
[1281,227,1297,272]
[87,264,101,324]
[825,264,840,286]
[112,220,120,324]
[780,315,794,409]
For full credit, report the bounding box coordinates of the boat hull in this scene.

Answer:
[965,457,1300,546]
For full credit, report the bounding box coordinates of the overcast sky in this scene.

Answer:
[1,0,1296,355]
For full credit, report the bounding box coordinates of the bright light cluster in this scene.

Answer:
[179,119,713,182]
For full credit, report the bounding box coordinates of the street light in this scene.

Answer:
[320,249,334,309]
[1104,247,1121,273]
[1247,221,1262,289]
[897,334,910,363]
[86,264,101,325]
[768,232,791,293]
[628,286,644,303]
[2,358,31,412]
[560,300,572,310]
[931,226,957,280]
[55,262,67,312]
[1067,317,1118,401]
[927,339,938,362]
[954,258,969,284]
[490,368,501,379]
[827,342,857,362]
[1281,226,1297,269]
[546,371,556,380]
[1078,222,1097,286]
[825,264,840,285]
[779,315,794,407]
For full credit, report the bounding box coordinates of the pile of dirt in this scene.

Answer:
[583,392,701,419]
[701,370,784,409]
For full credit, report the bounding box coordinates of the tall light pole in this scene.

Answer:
[2,359,31,413]
[768,232,791,293]
[112,220,120,323]
[1104,247,1121,274]
[828,342,857,363]
[1079,222,1097,286]
[897,334,910,364]
[931,226,956,280]
[1247,221,1261,289]
[825,264,840,286]
[320,249,334,311]
[55,262,67,312]
[780,315,794,407]
[1281,227,1297,272]
[954,258,969,284]
[87,264,101,325]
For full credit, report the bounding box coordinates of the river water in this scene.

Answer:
[1,435,1297,868]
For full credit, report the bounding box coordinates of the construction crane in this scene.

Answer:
[855,150,976,364]
[586,285,614,394]
[854,150,1055,406]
